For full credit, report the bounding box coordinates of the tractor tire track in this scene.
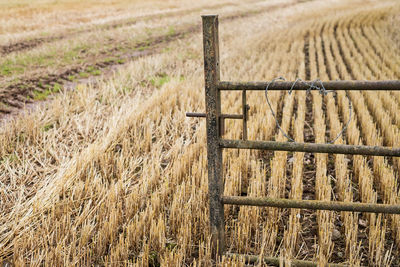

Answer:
[0,0,283,55]
[0,2,244,55]
[0,1,303,120]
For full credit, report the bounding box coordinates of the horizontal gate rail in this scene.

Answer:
[226,253,347,267]
[222,196,400,214]
[218,80,400,91]
[220,139,400,157]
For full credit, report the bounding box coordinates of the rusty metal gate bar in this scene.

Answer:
[220,139,400,156]
[218,80,400,91]
[187,14,400,266]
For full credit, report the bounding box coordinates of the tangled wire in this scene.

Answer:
[265,77,352,144]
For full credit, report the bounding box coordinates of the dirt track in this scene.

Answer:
[0,1,299,121]
[1,0,276,55]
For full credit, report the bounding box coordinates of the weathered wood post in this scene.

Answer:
[202,15,225,257]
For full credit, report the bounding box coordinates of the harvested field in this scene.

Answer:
[0,0,400,266]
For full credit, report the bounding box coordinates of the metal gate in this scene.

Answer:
[186,15,400,266]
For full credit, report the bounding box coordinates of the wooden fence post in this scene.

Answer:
[202,15,225,258]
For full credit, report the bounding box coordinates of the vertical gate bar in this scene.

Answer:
[242,89,248,140]
[202,15,225,257]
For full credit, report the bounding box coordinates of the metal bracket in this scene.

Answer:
[186,82,250,138]
[242,89,249,140]
[186,111,249,137]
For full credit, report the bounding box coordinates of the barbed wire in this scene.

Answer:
[265,77,352,144]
